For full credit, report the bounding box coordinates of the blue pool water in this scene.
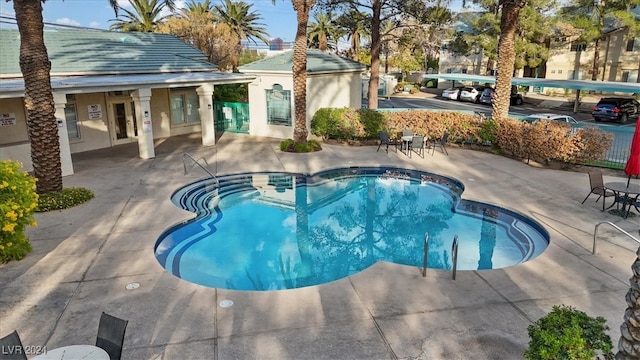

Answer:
[154,167,549,291]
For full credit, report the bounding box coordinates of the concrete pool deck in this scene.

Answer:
[1,132,639,359]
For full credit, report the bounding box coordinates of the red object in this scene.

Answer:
[624,121,640,186]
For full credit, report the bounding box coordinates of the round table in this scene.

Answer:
[401,135,413,153]
[30,345,109,360]
[605,182,640,218]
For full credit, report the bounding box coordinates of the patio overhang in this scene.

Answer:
[0,71,257,98]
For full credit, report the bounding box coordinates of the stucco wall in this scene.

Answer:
[70,92,111,153]
[0,97,31,171]
[0,97,28,144]
[245,71,363,140]
[246,73,294,139]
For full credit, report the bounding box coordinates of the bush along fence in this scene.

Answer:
[310,107,613,168]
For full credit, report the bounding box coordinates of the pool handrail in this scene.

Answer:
[422,232,460,280]
[452,235,459,280]
[422,232,429,277]
[592,221,640,255]
[182,153,217,183]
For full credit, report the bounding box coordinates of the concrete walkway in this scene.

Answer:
[1,133,639,359]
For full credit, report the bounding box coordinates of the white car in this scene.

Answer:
[441,87,463,100]
[521,113,579,125]
[459,86,486,103]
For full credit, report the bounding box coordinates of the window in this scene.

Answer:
[266,84,291,126]
[567,70,582,80]
[65,94,80,140]
[170,90,200,126]
[570,41,587,52]
[627,38,638,52]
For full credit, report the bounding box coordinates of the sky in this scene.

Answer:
[0,0,469,45]
[0,0,300,43]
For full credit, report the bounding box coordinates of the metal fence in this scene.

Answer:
[580,124,635,169]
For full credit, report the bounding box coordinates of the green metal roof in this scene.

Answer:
[238,49,367,73]
[0,28,217,78]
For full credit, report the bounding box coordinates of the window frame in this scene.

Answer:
[570,41,587,52]
[65,94,81,140]
[170,89,201,127]
[265,84,292,126]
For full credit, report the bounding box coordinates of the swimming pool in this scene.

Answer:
[154,167,550,291]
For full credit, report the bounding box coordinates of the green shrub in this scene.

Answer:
[478,119,497,143]
[280,139,322,153]
[36,187,95,212]
[359,109,386,139]
[0,160,38,262]
[280,139,295,151]
[524,305,613,360]
[310,108,342,140]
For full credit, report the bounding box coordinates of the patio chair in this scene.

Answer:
[402,129,413,137]
[96,312,128,360]
[376,131,397,153]
[580,170,615,211]
[408,135,425,158]
[431,132,449,156]
[0,330,27,360]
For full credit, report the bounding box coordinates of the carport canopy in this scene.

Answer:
[423,73,639,112]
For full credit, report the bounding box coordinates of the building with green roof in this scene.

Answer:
[0,28,255,176]
[239,49,367,140]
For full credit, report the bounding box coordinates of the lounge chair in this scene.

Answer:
[96,312,128,360]
[580,170,615,211]
[408,135,425,158]
[0,330,27,360]
[431,132,449,156]
[376,131,398,153]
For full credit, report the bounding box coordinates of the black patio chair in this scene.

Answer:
[0,330,27,360]
[431,132,449,156]
[96,312,128,360]
[408,135,425,158]
[580,170,615,211]
[376,131,397,153]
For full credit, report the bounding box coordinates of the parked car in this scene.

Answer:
[459,86,487,103]
[478,88,524,105]
[521,113,579,125]
[441,86,464,100]
[591,97,640,124]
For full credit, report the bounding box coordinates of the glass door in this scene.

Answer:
[108,100,138,145]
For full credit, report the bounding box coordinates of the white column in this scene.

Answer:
[52,92,75,176]
[196,84,215,146]
[131,88,155,159]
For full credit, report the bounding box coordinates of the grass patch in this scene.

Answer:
[36,187,95,212]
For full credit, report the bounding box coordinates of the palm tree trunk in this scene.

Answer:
[367,0,382,110]
[292,0,314,143]
[13,0,62,194]
[617,250,640,359]
[491,0,526,121]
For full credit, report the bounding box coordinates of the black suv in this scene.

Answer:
[591,97,640,124]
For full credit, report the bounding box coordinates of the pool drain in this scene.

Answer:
[125,282,140,290]
[219,300,234,308]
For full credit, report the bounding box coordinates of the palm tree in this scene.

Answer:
[11,0,175,195]
[182,0,214,15]
[491,0,527,121]
[215,0,270,70]
[109,0,171,32]
[334,10,369,61]
[291,0,315,144]
[307,12,335,51]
